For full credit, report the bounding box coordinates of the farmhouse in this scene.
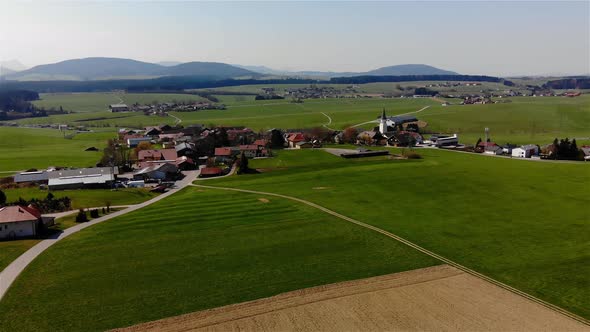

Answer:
[109,104,129,112]
[0,205,52,240]
[484,145,504,155]
[430,134,459,147]
[175,142,196,157]
[286,133,306,148]
[48,167,117,190]
[144,126,162,136]
[133,163,179,182]
[512,145,539,158]
[199,167,224,178]
[137,149,177,168]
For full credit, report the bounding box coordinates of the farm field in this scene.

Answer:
[11,91,590,145]
[0,127,114,172]
[0,187,439,332]
[208,148,590,319]
[118,265,587,332]
[3,187,158,209]
[32,92,208,113]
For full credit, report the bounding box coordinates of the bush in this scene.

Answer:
[89,209,99,218]
[402,149,422,159]
[75,209,88,223]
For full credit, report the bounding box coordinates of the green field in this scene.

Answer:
[0,239,40,273]
[11,90,590,145]
[33,92,207,113]
[0,127,115,172]
[3,187,158,209]
[0,187,438,331]
[0,208,122,272]
[207,148,590,319]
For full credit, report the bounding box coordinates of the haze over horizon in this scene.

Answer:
[1,1,588,77]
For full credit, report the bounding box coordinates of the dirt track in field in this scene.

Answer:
[113,265,589,332]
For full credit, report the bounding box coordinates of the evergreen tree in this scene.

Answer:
[0,189,6,206]
[237,152,249,175]
[270,129,285,148]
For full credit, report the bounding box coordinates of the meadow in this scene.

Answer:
[208,148,590,319]
[32,92,207,113]
[0,127,114,172]
[0,188,439,331]
[13,90,590,146]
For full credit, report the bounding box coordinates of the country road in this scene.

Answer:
[0,170,199,302]
[191,183,590,327]
[352,105,430,128]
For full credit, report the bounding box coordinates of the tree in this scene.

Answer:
[342,127,359,144]
[75,209,88,223]
[237,152,249,175]
[270,129,285,148]
[216,128,230,147]
[0,189,6,206]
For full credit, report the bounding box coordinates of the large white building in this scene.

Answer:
[512,145,539,158]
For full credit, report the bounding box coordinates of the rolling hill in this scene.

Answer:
[363,64,458,76]
[6,57,259,81]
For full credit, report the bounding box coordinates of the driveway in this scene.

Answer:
[0,170,199,302]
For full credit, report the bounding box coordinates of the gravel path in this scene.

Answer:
[0,170,199,302]
[191,184,590,326]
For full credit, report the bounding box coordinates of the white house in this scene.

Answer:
[512,144,539,158]
[0,206,41,239]
[484,145,503,155]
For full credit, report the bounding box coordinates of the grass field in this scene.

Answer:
[0,127,115,172]
[0,208,122,272]
[0,239,40,273]
[33,92,207,113]
[2,187,158,209]
[12,91,590,145]
[0,187,439,331]
[206,148,590,319]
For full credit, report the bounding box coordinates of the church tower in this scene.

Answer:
[379,108,388,134]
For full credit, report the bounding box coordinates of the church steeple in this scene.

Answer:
[379,109,387,134]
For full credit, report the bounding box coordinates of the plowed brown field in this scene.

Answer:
[114,265,588,332]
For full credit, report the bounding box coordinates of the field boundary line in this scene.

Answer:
[192,183,590,327]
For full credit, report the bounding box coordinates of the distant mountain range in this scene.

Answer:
[4,58,259,81]
[2,57,459,81]
[234,64,459,78]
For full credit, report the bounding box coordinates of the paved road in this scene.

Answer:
[351,105,431,128]
[0,170,199,302]
[191,183,590,327]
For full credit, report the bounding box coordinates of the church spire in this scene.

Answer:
[381,108,387,120]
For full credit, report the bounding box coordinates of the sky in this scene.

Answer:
[0,1,588,76]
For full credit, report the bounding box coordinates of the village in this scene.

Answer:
[1,98,589,243]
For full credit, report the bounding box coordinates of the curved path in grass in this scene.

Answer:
[191,183,590,327]
[0,170,199,302]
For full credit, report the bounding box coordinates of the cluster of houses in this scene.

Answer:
[284,85,358,99]
[109,101,225,115]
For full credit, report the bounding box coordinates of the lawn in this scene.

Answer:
[208,148,590,319]
[0,127,114,172]
[0,187,439,332]
[2,187,158,209]
[0,208,122,272]
[0,239,40,273]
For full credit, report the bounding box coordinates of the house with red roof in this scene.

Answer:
[137,149,178,168]
[286,133,306,148]
[0,205,43,239]
[199,167,224,178]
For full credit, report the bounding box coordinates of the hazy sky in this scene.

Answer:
[1,1,588,76]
